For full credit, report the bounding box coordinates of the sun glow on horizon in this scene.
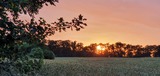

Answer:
[96,45,105,55]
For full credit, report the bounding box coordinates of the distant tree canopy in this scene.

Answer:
[48,40,160,57]
[0,0,87,75]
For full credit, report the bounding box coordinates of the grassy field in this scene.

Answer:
[39,57,160,76]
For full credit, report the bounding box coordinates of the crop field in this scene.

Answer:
[39,57,160,76]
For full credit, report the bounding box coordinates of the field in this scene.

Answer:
[39,57,160,76]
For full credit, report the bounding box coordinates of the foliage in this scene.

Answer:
[0,0,87,75]
[0,0,59,17]
[43,50,55,59]
[48,40,160,57]
[0,42,44,76]
[48,40,85,57]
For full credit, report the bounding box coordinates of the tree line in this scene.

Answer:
[47,40,160,57]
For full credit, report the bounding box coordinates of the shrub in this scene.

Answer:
[44,50,55,59]
[0,42,44,76]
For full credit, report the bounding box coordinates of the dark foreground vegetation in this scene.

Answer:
[39,57,160,76]
[0,0,87,75]
[48,40,160,57]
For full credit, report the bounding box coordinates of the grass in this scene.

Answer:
[39,57,160,76]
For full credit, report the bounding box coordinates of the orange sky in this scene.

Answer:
[31,0,160,46]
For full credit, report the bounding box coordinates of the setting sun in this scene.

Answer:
[96,45,105,51]
[96,45,105,55]
[96,45,101,50]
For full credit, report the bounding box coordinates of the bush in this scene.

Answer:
[43,50,55,59]
[0,42,44,76]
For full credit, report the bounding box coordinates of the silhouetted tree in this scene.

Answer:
[0,0,87,75]
[155,45,160,57]
[113,42,125,57]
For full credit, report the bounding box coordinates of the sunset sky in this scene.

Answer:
[32,0,160,46]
